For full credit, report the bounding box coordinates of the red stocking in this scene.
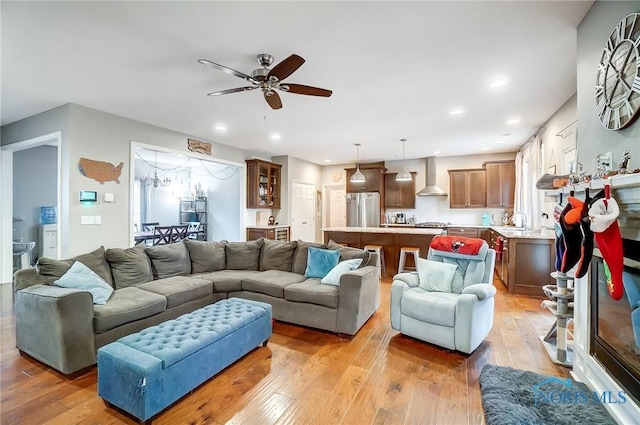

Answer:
[589,197,624,300]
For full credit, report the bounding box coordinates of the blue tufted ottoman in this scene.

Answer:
[97,298,271,423]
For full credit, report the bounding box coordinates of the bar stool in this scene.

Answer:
[398,247,420,273]
[364,244,385,277]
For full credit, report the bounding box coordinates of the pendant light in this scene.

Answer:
[350,143,366,183]
[395,138,412,181]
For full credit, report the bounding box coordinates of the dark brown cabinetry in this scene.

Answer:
[447,227,479,238]
[384,173,417,208]
[246,226,290,242]
[246,160,282,209]
[345,163,386,193]
[485,161,515,208]
[448,169,486,208]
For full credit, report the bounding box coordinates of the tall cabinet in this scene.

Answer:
[246,159,282,209]
[485,160,515,208]
[179,197,207,240]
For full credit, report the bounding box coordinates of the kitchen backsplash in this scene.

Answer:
[386,196,510,225]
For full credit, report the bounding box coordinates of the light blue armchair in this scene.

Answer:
[390,237,496,354]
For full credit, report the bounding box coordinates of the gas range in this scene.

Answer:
[415,222,447,228]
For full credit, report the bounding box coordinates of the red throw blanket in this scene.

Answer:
[431,235,484,255]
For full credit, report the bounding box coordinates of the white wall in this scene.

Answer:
[2,103,248,256]
[13,145,58,246]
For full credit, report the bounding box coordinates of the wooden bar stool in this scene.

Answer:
[398,247,420,273]
[364,244,385,277]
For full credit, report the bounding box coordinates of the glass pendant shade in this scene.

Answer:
[350,143,366,183]
[395,138,412,182]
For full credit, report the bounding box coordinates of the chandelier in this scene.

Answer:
[140,152,172,187]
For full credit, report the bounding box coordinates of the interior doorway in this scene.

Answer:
[290,181,315,242]
[325,185,346,228]
[1,132,62,283]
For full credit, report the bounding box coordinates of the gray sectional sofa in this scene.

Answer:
[14,238,380,374]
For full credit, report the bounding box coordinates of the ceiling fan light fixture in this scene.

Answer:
[395,138,412,182]
[350,143,366,183]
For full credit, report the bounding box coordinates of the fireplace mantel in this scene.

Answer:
[570,178,640,424]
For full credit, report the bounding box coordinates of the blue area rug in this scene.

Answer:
[479,364,618,425]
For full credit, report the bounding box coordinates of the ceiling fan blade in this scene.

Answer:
[198,59,257,83]
[207,86,257,96]
[268,54,305,81]
[282,83,332,97]
[264,91,283,110]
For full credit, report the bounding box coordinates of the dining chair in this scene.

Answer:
[141,222,160,232]
[171,225,188,243]
[186,222,200,239]
[152,226,173,245]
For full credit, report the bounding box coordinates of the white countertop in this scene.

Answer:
[491,227,556,239]
[323,227,443,235]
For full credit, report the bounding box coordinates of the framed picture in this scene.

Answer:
[548,165,556,174]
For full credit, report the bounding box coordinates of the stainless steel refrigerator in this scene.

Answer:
[346,192,381,227]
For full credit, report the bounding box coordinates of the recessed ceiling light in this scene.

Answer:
[434,150,441,155]
[214,124,227,132]
[324,159,331,163]
[270,133,281,140]
[481,147,490,151]
[507,118,521,125]
[496,140,505,144]
[490,79,507,88]
[449,108,464,115]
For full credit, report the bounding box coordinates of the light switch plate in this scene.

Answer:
[104,193,115,202]
[81,215,95,225]
[94,215,102,225]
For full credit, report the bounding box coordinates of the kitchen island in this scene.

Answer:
[322,227,443,276]
[489,227,556,296]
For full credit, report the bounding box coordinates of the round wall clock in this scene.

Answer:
[595,13,640,130]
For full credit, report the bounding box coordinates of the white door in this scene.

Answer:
[327,186,346,227]
[291,182,315,242]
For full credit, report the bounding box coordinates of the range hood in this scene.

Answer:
[416,156,447,196]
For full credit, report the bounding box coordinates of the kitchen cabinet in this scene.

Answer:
[384,172,417,208]
[485,160,515,208]
[246,159,282,209]
[447,227,479,238]
[448,169,486,208]
[345,163,386,193]
[489,229,508,286]
[246,226,290,242]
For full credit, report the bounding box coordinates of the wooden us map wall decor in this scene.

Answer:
[79,157,124,184]
[187,138,212,155]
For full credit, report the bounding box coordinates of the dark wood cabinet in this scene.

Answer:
[384,173,417,208]
[448,169,486,208]
[447,227,479,238]
[485,160,515,208]
[246,226,289,241]
[246,159,282,209]
[345,163,386,193]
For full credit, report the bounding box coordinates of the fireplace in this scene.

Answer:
[590,237,640,405]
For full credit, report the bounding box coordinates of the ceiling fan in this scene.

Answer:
[198,53,332,110]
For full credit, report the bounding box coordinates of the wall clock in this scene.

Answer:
[595,13,640,130]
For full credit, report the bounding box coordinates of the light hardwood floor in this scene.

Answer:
[0,276,570,425]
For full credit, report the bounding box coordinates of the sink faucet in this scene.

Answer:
[513,211,528,229]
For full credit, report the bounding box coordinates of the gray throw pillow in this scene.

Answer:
[226,239,263,271]
[291,240,326,274]
[106,244,153,289]
[327,239,371,268]
[259,239,298,271]
[184,239,227,273]
[36,246,113,286]
[145,242,191,279]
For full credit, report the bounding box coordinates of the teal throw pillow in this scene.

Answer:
[54,261,114,304]
[321,259,363,286]
[305,247,340,279]
[417,257,457,292]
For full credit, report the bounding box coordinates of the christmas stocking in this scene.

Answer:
[589,197,624,300]
[573,192,594,279]
[559,201,582,273]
